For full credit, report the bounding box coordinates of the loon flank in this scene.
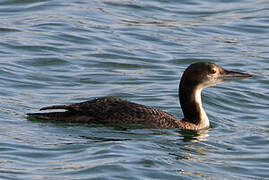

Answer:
[27,62,252,130]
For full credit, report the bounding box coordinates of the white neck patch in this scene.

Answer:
[194,87,210,128]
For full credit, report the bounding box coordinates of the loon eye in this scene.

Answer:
[210,68,216,74]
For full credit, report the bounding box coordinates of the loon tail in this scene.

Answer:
[40,105,72,111]
[27,111,71,121]
[27,110,94,123]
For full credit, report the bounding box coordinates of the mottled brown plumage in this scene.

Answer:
[27,62,252,130]
[28,97,189,129]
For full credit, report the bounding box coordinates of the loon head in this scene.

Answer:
[180,62,252,90]
[179,62,252,128]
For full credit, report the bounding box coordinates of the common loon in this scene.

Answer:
[27,62,252,130]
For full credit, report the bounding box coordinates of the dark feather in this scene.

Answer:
[27,97,183,128]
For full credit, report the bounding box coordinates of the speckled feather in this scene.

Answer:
[28,97,189,129]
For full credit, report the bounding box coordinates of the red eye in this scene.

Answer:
[210,69,216,74]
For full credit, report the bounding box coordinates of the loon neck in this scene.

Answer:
[179,84,210,128]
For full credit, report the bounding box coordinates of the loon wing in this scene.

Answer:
[27,97,179,127]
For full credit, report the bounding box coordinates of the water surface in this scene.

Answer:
[0,0,268,179]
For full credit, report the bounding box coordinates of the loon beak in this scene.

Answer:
[221,69,252,81]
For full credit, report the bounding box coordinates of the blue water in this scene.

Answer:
[0,0,268,179]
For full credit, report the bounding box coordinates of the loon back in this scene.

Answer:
[28,97,186,129]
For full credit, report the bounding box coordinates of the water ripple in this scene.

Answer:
[0,0,268,179]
